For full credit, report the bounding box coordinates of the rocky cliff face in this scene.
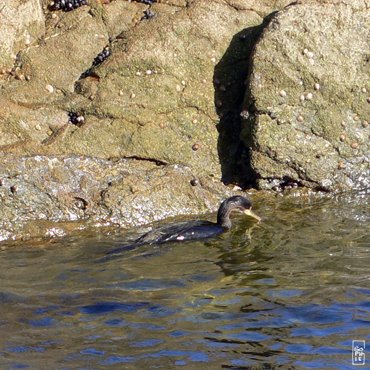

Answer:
[242,0,369,192]
[1,0,285,173]
[0,0,368,243]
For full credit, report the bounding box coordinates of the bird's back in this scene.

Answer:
[136,220,225,244]
[103,220,225,259]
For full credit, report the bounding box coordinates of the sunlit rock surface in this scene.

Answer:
[0,0,368,243]
[0,0,45,69]
[242,1,369,192]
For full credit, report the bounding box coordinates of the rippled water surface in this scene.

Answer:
[0,194,369,369]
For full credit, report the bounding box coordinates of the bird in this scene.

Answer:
[105,196,260,256]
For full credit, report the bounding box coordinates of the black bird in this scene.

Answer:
[106,196,260,256]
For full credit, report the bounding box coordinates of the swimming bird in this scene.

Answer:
[106,196,260,256]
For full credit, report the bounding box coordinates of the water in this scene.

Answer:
[0,193,369,369]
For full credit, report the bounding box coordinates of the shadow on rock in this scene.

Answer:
[214,13,276,188]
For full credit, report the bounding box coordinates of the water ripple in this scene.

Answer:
[0,196,368,368]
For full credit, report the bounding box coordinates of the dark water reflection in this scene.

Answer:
[0,194,369,369]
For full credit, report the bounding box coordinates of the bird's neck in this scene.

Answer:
[217,207,232,229]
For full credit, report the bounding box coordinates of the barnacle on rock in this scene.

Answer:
[51,0,88,12]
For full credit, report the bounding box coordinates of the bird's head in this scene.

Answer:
[217,195,261,228]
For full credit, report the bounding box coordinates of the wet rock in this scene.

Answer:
[242,1,369,192]
[0,155,237,243]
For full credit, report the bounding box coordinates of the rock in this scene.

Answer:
[4,7,109,104]
[242,1,369,192]
[0,0,45,69]
[0,0,294,244]
[0,0,289,176]
[0,155,237,243]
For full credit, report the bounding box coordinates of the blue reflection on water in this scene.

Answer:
[104,318,166,331]
[80,348,105,356]
[0,195,369,369]
[29,317,56,327]
[130,339,163,348]
[6,346,45,353]
[101,355,135,365]
[8,364,30,369]
[169,330,189,337]
[80,301,150,314]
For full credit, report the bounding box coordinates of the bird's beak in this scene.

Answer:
[243,208,261,222]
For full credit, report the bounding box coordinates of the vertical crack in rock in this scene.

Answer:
[214,13,276,188]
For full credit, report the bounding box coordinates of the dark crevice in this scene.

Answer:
[118,155,167,166]
[78,45,111,80]
[214,12,277,188]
